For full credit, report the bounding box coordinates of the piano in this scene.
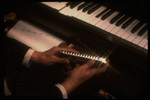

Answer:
[4,1,148,99]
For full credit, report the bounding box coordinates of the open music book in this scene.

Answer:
[7,20,64,52]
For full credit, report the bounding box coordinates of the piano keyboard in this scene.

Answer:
[41,2,148,50]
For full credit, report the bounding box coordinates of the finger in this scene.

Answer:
[55,57,70,64]
[96,62,109,74]
[105,59,110,66]
[58,47,79,53]
[82,60,95,69]
[75,64,80,68]
[88,59,110,75]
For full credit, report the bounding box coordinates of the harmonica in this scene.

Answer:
[59,50,106,64]
[60,50,120,75]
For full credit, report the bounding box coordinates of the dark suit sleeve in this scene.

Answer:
[4,36,64,98]
[40,85,63,98]
[4,36,30,92]
[4,36,30,66]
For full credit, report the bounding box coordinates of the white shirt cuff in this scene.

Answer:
[55,84,68,99]
[22,48,35,67]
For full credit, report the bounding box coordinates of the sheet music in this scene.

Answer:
[7,20,64,52]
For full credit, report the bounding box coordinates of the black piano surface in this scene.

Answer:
[4,1,148,99]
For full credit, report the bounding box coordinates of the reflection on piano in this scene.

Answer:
[4,1,148,99]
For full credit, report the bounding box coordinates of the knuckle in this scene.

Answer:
[54,46,59,50]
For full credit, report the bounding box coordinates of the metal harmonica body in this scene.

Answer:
[59,50,106,64]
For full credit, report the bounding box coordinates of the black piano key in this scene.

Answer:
[82,3,96,12]
[96,8,109,18]
[131,21,144,33]
[116,15,129,26]
[110,13,123,24]
[121,17,134,29]
[101,10,115,20]
[87,5,101,14]
[70,2,82,9]
[77,2,91,10]
[66,2,72,7]
[138,24,148,36]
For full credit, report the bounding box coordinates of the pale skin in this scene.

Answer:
[30,46,109,95]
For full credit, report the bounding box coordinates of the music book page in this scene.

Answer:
[7,20,64,52]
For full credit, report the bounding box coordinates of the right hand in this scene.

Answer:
[31,46,78,66]
[61,59,109,94]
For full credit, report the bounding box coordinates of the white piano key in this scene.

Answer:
[126,23,147,42]
[59,6,71,15]
[51,2,61,9]
[104,23,115,32]
[63,8,73,16]
[105,14,125,32]
[48,2,60,8]
[99,11,119,29]
[78,12,90,20]
[110,25,121,34]
[41,2,52,6]
[76,4,98,20]
[59,2,84,16]
[100,21,111,29]
[86,6,107,23]
[85,6,106,19]
[95,9,112,27]
[64,8,73,16]
[121,21,140,39]
[81,5,101,21]
[41,2,58,8]
[66,2,85,16]
[90,17,101,25]
[138,35,148,48]
[110,16,130,35]
[76,11,88,19]
[100,12,119,29]
[72,2,93,17]
[132,30,148,45]
[144,44,148,50]
[71,9,83,17]
[116,19,139,37]
[52,2,67,10]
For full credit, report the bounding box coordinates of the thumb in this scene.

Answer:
[83,60,95,69]
[96,59,109,74]
[55,57,70,64]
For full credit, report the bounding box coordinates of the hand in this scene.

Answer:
[30,46,78,65]
[61,59,109,94]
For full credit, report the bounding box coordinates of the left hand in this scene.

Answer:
[61,59,109,94]
[30,46,78,65]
